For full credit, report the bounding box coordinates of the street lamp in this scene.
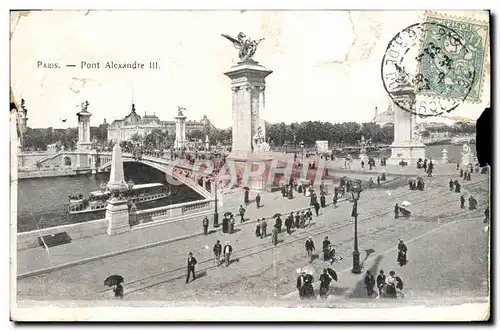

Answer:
[350,181,363,274]
[208,172,220,227]
[299,140,305,164]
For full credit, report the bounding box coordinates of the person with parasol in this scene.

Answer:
[255,219,261,238]
[104,275,124,299]
[319,268,338,299]
[274,213,283,233]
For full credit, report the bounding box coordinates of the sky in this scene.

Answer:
[10,10,490,129]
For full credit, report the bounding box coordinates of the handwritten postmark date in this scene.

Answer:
[381,17,488,117]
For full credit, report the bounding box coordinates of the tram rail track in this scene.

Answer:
[85,178,488,299]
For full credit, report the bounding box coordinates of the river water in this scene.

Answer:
[17,163,204,233]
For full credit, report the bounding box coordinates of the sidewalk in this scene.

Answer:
[17,188,324,277]
[16,174,488,300]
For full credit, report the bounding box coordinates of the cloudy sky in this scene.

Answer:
[10,10,489,129]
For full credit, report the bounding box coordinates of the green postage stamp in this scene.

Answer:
[421,12,489,104]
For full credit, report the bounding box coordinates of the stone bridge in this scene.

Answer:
[100,154,213,199]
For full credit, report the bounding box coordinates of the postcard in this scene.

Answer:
[10,9,490,321]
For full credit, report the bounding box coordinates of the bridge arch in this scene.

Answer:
[100,157,212,199]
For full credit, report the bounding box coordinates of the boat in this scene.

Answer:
[68,183,169,214]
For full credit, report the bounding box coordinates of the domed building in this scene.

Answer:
[107,103,216,142]
[371,104,395,128]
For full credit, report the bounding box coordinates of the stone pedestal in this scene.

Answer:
[224,60,273,190]
[76,101,92,152]
[229,153,274,192]
[224,60,272,158]
[387,88,426,166]
[174,114,187,149]
[106,198,130,235]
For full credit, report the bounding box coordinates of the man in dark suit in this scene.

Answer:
[296,270,306,299]
[256,193,261,208]
[213,240,222,267]
[202,216,209,235]
[377,270,386,297]
[185,252,197,283]
[364,270,375,297]
[305,237,315,262]
[322,236,331,261]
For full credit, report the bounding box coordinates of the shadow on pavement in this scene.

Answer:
[194,270,208,280]
[346,254,384,299]
[361,248,376,268]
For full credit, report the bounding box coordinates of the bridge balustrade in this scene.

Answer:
[135,199,213,224]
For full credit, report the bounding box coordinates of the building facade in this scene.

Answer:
[107,104,216,142]
[371,103,395,128]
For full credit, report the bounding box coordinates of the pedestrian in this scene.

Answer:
[113,283,124,299]
[385,271,402,299]
[285,213,293,234]
[261,218,267,238]
[296,269,306,300]
[244,188,249,205]
[239,205,246,223]
[460,194,465,209]
[314,201,320,217]
[394,203,399,219]
[185,252,197,283]
[275,216,283,233]
[364,270,375,298]
[305,237,315,262]
[469,195,477,210]
[202,216,209,235]
[397,239,408,266]
[449,179,454,191]
[460,168,464,178]
[484,206,490,223]
[376,175,381,187]
[229,215,235,234]
[303,273,316,300]
[256,193,261,208]
[457,162,460,170]
[377,270,386,298]
[320,194,326,208]
[222,216,228,234]
[271,227,279,246]
[294,212,301,229]
[306,209,313,225]
[333,193,338,208]
[223,241,233,267]
[255,219,261,237]
[369,177,374,188]
[281,185,286,197]
[322,236,331,261]
[213,240,222,266]
[319,269,332,299]
[361,160,365,168]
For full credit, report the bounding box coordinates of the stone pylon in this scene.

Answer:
[106,143,128,192]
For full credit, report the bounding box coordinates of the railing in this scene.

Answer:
[135,199,213,224]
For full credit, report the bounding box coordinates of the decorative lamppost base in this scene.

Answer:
[352,250,362,274]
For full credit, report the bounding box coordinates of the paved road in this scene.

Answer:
[17,172,489,305]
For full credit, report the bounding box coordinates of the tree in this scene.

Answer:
[187,129,205,142]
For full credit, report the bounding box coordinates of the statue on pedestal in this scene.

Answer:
[177,106,186,117]
[81,101,89,112]
[221,32,265,62]
[253,126,270,153]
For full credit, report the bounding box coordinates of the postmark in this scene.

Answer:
[381,15,488,117]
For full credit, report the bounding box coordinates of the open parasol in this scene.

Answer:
[272,213,282,218]
[326,268,338,281]
[224,212,233,217]
[104,275,124,287]
[401,201,411,207]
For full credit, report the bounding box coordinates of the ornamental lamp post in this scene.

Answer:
[351,182,363,274]
[209,172,220,228]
